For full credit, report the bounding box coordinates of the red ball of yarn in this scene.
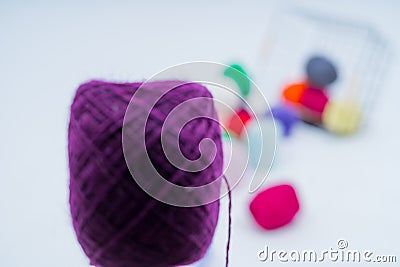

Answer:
[226,108,252,137]
[249,184,300,230]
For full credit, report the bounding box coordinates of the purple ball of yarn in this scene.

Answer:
[269,105,299,137]
[68,80,223,267]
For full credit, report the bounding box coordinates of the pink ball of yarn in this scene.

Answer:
[298,88,329,124]
[68,80,224,267]
[299,88,329,114]
[249,184,300,230]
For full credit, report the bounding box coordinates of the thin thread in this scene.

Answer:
[223,175,232,267]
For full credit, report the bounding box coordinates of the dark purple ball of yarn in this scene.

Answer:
[305,55,338,88]
[68,80,223,267]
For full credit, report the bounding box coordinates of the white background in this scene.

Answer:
[1,1,399,266]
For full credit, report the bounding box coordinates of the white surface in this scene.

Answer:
[1,1,399,266]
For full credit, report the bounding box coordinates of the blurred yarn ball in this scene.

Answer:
[225,108,252,137]
[305,55,338,88]
[323,100,362,135]
[68,80,223,267]
[282,82,306,104]
[224,64,251,97]
[269,105,299,137]
[249,184,300,230]
[299,88,329,124]
[247,118,281,170]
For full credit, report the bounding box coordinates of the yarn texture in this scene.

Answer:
[68,80,224,267]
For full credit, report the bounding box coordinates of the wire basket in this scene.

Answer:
[256,8,392,127]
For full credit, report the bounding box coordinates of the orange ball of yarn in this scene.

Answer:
[281,82,306,104]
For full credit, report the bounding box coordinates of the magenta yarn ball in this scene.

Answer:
[299,88,329,114]
[249,184,300,230]
[68,80,224,267]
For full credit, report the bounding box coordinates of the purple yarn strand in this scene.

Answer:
[223,175,232,267]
